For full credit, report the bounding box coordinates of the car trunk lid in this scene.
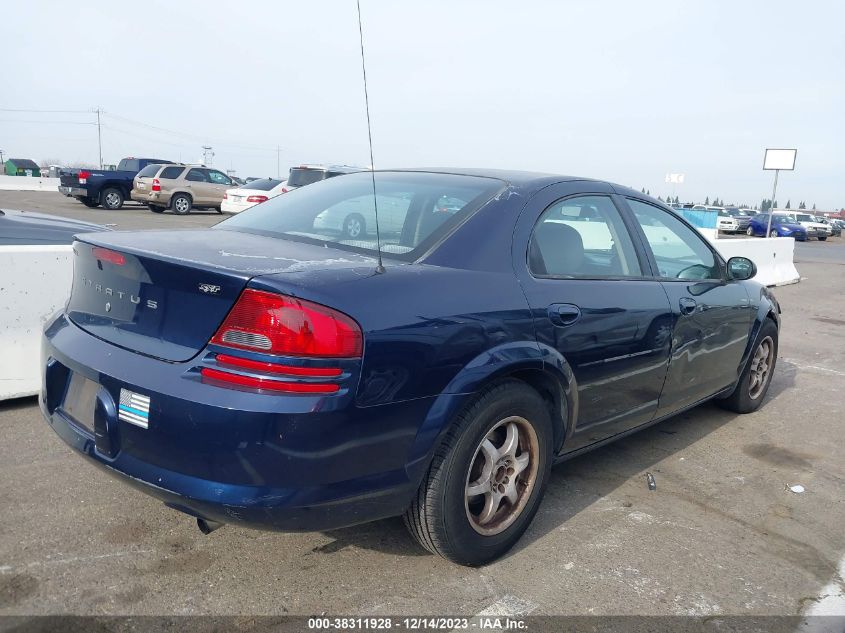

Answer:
[67,229,378,362]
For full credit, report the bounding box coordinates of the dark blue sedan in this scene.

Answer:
[41,170,780,565]
[746,213,808,240]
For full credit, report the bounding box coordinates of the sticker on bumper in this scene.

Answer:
[118,389,150,429]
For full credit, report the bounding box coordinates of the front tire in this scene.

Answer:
[818,235,827,241]
[718,319,778,413]
[171,194,192,215]
[769,230,778,238]
[404,380,553,566]
[101,188,124,210]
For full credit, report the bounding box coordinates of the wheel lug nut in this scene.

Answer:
[507,467,514,475]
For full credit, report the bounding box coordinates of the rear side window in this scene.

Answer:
[529,195,642,278]
[159,166,185,179]
[119,159,140,172]
[287,168,327,187]
[215,171,502,261]
[136,164,161,178]
[626,198,720,280]
[185,169,208,182]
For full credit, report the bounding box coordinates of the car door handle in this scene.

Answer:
[548,303,581,326]
[679,297,697,315]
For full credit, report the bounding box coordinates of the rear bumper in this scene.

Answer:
[59,186,88,197]
[40,314,429,531]
[220,199,253,214]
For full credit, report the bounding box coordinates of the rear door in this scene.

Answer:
[513,182,674,452]
[622,197,754,416]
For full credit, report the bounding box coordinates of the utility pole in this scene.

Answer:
[95,107,103,168]
[0,148,5,168]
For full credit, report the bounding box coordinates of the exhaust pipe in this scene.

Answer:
[196,517,225,535]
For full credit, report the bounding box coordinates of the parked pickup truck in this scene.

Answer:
[58,157,170,210]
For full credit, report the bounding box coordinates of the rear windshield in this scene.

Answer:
[287,168,328,187]
[241,178,282,191]
[159,166,185,179]
[136,164,161,178]
[215,171,503,261]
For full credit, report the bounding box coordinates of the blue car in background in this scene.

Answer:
[746,213,807,240]
[40,170,780,565]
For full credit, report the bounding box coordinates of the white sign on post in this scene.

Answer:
[664,173,685,184]
[763,149,797,171]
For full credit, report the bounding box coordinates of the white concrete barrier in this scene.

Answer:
[0,175,61,192]
[709,236,800,287]
[0,245,73,400]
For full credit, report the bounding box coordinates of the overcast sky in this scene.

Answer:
[1,0,842,208]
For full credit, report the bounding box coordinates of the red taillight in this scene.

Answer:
[246,195,268,204]
[91,247,125,266]
[210,289,362,358]
[215,354,342,377]
[223,193,228,199]
[151,178,161,192]
[78,170,90,184]
[281,187,289,193]
[200,367,339,393]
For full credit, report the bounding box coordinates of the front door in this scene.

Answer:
[184,168,214,205]
[513,183,674,452]
[622,197,754,416]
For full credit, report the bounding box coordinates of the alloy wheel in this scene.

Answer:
[105,192,120,208]
[749,336,774,400]
[464,416,539,536]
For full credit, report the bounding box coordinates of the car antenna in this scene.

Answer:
[356,0,385,274]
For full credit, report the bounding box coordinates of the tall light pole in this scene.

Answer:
[95,107,103,168]
[763,149,797,237]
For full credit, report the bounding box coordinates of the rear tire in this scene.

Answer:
[745,227,754,236]
[101,187,124,210]
[148,205,165,214]
[403,380,553,566]
[79,197,99,208]
[171,194,192,215]
[717,319,778,414]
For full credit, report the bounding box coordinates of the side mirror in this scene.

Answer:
[727,256,756,281]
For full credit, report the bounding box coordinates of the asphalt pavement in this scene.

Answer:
[1,191,844,617]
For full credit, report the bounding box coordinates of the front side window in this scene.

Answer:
[627,198,720,280]
[528,195,642,278]
[185,169,208,182]
[208,170,232,185]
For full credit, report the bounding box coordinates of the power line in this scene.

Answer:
[0,108,92,114]
[0,119,96,125]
